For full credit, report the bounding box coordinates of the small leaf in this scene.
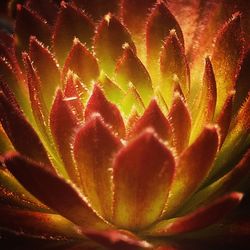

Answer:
[62,38,99,86]
[160,30,190,103]
[146,1,184,80]
[94,14,136,76]
[52,2,95,65]
[168,93,191,154]
[113,130,175,230]
[73,115,122,219]
[115,44,153,105]
[85,85,126,138]
[130,100,172,142]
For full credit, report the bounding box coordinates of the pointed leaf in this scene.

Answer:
[0,92,51,166]
[62,38,99,86]
[211,13,244,115]
[121,85,145,116]
[115,45,153,105]
[216,92,234,147]
[84,229,152,250]
[165,126,219,216]
[146,192,243,236]
[85,85,126,137]
[113,130,175,230]
[15,5,51,54]
[0,206,81,239]
[190,57,217,142]
[168,93,191,154]
[63,71,85,122]
[29,36,60,107]
[50,90,80,186]
[146,1,184,80]
[25,0,58,25]
[94,14,136,76]
[130,100,172,142]
[53,2,95,65]
[5,153,111,230]
[98,73,125,104]
[160,30,190,102]
[234,48,250,113]
[208,93,250,181]
[73,115,122,219]
[121,0,157,36]
[73,0,119,21]
[181,149,250,214]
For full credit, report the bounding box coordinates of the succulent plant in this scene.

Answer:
[0,0,250,249]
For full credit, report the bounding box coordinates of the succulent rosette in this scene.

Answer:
[0,0,250,249]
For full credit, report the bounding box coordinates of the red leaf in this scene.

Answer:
[160,30,190,102]
[50,89,80,186]
[115,45,153,105]
[73,0,120,20]
[85,85,126,138]
[29,36,60,107]
[62,38,99,86]
[113,130,175,230]
[146,192,243,236]
[165,126,219,217]
[0,92,51,166]
[168,93,191,154]
[130,99,172,142]
[73,114,122,219]
[15,5,51,55]
[5,153,111,229]
[52,2,95,65]
[94,14,136,76]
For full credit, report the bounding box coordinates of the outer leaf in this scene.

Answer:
[73,0,119,21]
[50,89,80,187]
[0,92,51,166]
[29,36,60,107]
[52,2,95,65]
[234,47,250,113]
[146,192,243,236]
[164,126,219,217]
[73,115,122,219]
[113,130,175,230]
[15,5,51,55]
[0,206,81,239]
[94,14,136,76]
[115,45,153,105]
[84,229,152,250]
[5,153,111,230]
[85,85,126,138]
[190,57,217,142]
[211,13,244,115]
[62,38,99,86]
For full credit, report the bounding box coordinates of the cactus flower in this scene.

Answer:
[0,0,250,249]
